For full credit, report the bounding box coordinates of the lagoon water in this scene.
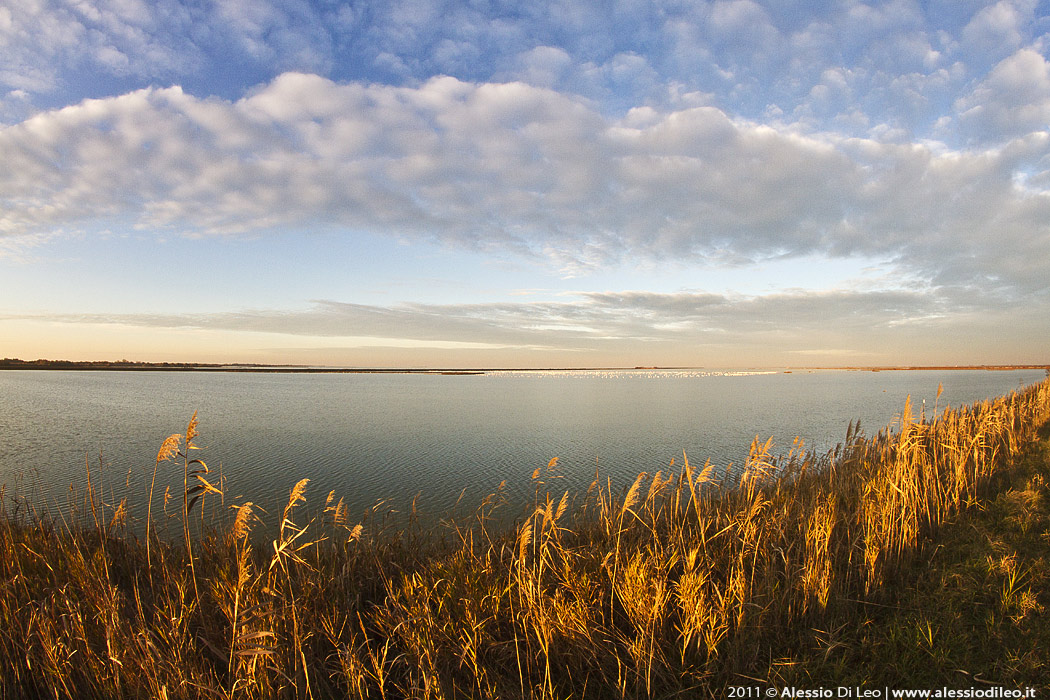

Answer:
[0,368,1044,526]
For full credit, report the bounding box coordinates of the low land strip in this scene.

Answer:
[3,357,1049,374]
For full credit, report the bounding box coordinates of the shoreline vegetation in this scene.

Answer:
[2,357,1049,374]
[1,381,1049,698]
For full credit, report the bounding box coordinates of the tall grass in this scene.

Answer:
[1,379,1048,698]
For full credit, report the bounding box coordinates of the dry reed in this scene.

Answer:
[1,378,1048,698]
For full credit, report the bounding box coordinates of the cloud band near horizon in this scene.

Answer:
[6,286,1046,367]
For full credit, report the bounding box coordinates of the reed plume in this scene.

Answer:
[1,379,1048,697]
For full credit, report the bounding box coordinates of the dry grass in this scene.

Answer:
[1,379,1049,698]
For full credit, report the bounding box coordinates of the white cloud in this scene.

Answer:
[515,46,573,89]
[1,73,1049,300]
[961,0,1030,58]
[0,0,343,104]
[709,0,778,44]
[2,0,1044,153]
[956,48,1050,140]
[214,0,333,73]
[4,1,1050,368]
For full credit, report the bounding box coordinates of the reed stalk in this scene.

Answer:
[0,379,1048,697]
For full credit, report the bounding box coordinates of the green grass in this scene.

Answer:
[748,422,1050,690]
[1,380,1049,699]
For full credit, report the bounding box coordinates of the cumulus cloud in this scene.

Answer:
[3,0,1047,151]
[515,46,573,89]
[960,0,1033,62]
[213,0,334,73]
[0,0,344,109]
[2,72,1049,297]
[956,48,1050,140]
[0,0,203,94]
[4,2,1050,369]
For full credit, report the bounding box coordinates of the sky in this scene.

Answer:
[1,0,1050,368]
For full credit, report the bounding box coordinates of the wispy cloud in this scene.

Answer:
[10,284,1035,361]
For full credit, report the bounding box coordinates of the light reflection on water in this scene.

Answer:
[0,368,1043,527]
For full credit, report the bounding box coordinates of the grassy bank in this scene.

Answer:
[2,381,1049,699]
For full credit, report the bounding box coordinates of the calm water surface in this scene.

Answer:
[0,369,1043,525]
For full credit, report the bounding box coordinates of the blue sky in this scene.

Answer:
[2,0,1050,367]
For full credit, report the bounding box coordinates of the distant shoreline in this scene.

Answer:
[1,358,1047,374]
[806,364,1050,372]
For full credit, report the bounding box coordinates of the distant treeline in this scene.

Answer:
[0,358,474,374]
[0,358,226,370]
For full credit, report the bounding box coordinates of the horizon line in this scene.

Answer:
[2,358,1048,374]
